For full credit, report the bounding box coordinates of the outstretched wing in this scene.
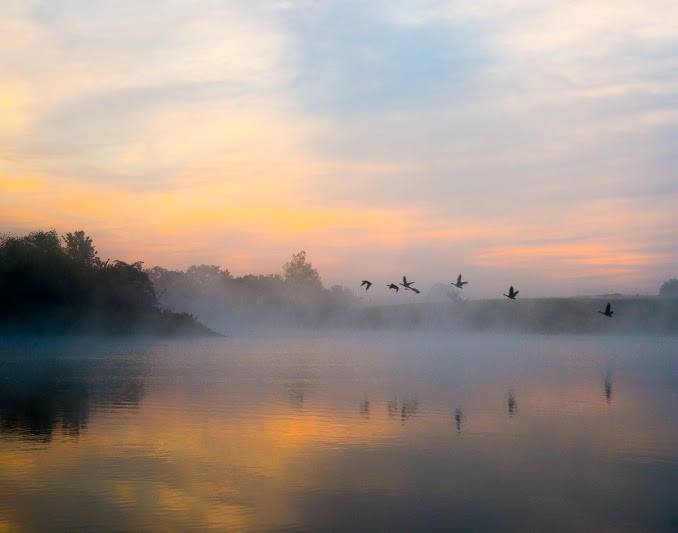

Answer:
[457,274,462,284]
[411,287,420,294]
[513,290,519,297]
[605,303,611,314]
[402,276,408,285]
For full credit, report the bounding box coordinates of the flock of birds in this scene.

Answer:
[360,274,616,318]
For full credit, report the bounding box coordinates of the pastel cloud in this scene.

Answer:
[1,0,677,295]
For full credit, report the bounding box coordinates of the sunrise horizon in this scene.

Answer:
[1,3,677,531]
[3,0,677,298]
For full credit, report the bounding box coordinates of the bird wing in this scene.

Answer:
[605,303,611,313]
[457,274,462,284]
[402,276,408,284]
[513,290,519,297]
[411,287,420,294]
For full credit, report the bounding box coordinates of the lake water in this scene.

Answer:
[0,333,676,532]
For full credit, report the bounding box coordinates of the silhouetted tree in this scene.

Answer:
[148,251,356,329]
[659,278,678,298]
[99,260,157,314]
[283,250,322,290]
[63,230,99,267]
[185,265,232,286]
[0,230,210,335]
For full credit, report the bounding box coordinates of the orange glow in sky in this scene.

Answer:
[1,0,677,295]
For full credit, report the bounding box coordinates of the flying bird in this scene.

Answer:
[360,280,373,291]
[503,285,519,300]
[400,276,420,294]
[387,283,399,292]
[451,274,469,289]
[598,302,614,318]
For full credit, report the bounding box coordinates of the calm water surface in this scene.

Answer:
[0,333,676,532]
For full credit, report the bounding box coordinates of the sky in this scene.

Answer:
[1,0,677,296]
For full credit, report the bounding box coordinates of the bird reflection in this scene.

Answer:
[507,389,517,416]
[386,396,418,424]
[453,408,464,432]
[400,396,418,424]
[387,397,399,418]
[359,397,370,418]
[604,372,613,403]
[286,381,309,409]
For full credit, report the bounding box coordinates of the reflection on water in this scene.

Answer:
[507,389,517,416]
[0,333,676,532]
[286,380,309,410]
[453,407,464,432]
[0,342,146,440]
[605,371,613,404]
[386,395,418,425]
[359,397,369,418]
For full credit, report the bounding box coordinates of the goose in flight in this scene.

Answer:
[399,276,420,294]
[387,283,399,292]
[598,302,614,318]
[360,280,373,291]
[451,274,469,289]
[503,285,519,300]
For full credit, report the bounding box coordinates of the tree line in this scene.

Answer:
[148,250,357,330]
[0,230,210,335]
[1,228,676,335]
[0,231,356,334]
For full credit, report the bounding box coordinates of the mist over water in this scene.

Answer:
[3,230,677,336]
[148,256,678,335]
[4,1,678,531]
[0,333,676,531]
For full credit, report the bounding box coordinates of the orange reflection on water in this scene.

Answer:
[0,335,676,532]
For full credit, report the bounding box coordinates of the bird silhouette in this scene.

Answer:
[503,285,519,300]
[360,280,373,291]
[399,276,420,294]
[598,302,614,317]
[387,283,399,292]
[451,274,469,289]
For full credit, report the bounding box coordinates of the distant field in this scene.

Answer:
[356,297,678,333]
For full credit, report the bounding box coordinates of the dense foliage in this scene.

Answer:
[148,250,356,329]
[659,278,678,298]
[0,230,210,335]
[4,229,676,335]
